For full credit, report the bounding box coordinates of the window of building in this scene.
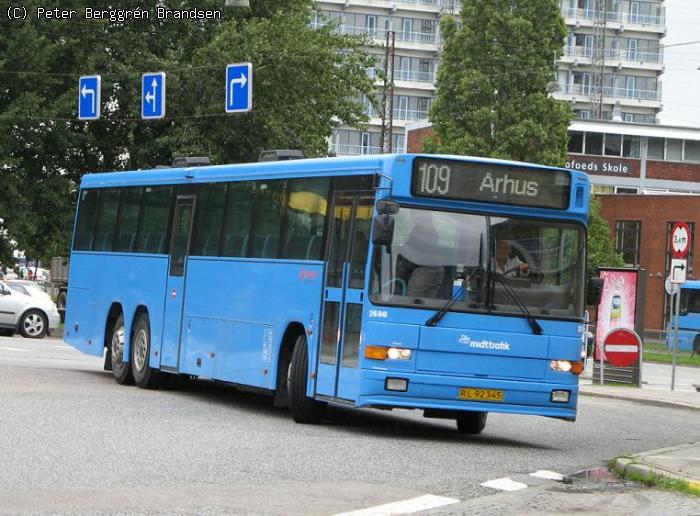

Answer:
[667,139,683,161]
[568,131,584,153]
[684,140,700,163]
[586,132,603,155]
[648,137,665,159]
[622,135,641,158]
[615,220,641,267]
[591,185,615,194]
[604,133,622,156]
[614,186,639,195]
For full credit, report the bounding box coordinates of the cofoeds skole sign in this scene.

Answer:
[566,155,639,176]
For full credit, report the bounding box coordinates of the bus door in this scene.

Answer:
[316,192,373,401]
[159,195,195,370]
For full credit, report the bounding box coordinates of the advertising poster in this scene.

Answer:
[595,268,639,361]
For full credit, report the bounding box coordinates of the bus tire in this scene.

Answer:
[288,334,326,424]
[131,313,159,389]
[110,314,133,385]
[456,411,487,435]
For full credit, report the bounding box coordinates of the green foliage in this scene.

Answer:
[587,196,624,277]
[426,0,571,166]
[0,1,374,264]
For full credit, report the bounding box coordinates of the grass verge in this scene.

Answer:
[643,342,700,367]
[611,457,700,497]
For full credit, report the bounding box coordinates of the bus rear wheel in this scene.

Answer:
[456,411,487,435]
[111,314,133,385]
[131,313,160,389]
[288,334,326,424]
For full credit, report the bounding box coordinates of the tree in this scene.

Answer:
[0,1,374,263]
[587,196,624,277]
[425,0,571,166]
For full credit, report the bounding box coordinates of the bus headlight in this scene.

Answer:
[550,360,584,375]
[365,346,412,360]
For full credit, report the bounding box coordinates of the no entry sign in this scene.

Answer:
[670,222,691,259]
[603,328,641,368]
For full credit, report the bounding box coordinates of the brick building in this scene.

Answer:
[406,119,700,332]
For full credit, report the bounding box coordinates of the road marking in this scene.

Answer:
[479,477,528,491]
[0,346,30,352]
[54,345,73,349]
[529,470,565,481]
[333,494,460,515]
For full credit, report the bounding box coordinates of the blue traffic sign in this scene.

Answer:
[225,63,252,113]
[142,72,166,120]
[78,75,101,120]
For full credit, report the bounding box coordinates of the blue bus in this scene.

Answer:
[65,153,596,434]
[669,280,700,353]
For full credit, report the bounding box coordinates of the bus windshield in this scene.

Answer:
[370,206,585,320]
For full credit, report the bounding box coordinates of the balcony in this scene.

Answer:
[562,7,665,31]
[312,22,440,49]
[562,46,663,68]
[560,83,661,102]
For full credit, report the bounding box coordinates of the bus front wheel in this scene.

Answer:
[110,314,133,385]
[131,313,160,389]
[456,411,487,435]
[288,334,326,424]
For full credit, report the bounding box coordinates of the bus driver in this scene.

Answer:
[494,239,530,277]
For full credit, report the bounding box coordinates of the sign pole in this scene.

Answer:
[671,290,681,391]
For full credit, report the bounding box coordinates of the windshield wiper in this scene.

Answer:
[425,268,483,327]
[425,282,467,327]
[490,272,543,335]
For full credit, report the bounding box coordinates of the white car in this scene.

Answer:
[0,281,61,338]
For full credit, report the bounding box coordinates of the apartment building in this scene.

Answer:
[314,0,666,156]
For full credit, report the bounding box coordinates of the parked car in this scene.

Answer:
[5,280,53,304]
[0,281,60,338]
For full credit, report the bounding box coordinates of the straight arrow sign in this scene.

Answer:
[141,72,166,120]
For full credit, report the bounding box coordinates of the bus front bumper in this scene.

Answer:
[355,369,579,421]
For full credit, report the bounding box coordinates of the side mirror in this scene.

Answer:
[586,277,604,306]
[0,288,10,296]
[376,199,399,215]
[372,214,395,246]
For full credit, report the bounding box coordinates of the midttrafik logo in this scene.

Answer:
[459,334,511,351]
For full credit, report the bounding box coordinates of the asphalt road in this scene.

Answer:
[2,335,700,514]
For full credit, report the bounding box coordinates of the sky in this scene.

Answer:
[658,0,700,128]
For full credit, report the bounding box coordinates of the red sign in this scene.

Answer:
[670,221,692,258]
[603,328,641,368]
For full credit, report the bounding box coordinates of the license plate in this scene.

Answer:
[458,388,504,402]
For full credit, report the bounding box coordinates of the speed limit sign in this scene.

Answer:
[670,222,691,259]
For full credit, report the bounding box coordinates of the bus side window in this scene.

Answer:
[92,189,120,252]
[73,189,100,251]
[113,187,143,253]
[282,178,329,260]
[250,181,285,258]
[192,183,227,256]
[221,181,255,257]
[135,186,174,254]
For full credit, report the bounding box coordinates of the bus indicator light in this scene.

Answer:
[171,289,177,299]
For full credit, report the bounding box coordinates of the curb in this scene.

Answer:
[613,456,700,491]
[579,389,700,412]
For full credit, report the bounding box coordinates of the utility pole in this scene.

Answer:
[380,30,396,154]
[590,0,607,119]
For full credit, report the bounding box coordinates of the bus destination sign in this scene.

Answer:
[411,158,571,210]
